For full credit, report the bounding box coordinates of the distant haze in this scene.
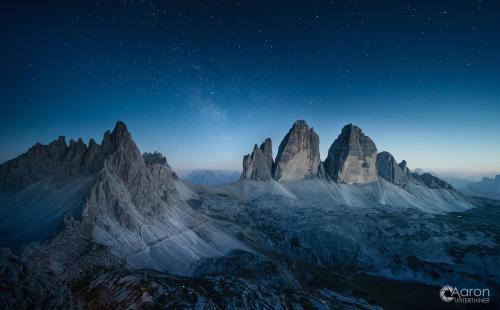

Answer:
[183,169,240,187]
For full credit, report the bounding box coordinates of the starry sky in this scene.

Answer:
[1,1,500,173]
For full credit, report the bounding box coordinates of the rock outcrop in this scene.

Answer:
[241,138,274,181]
[273,120,322,182]
[324,124,378,184]
[398,160,411,178]
[260,138,273,172]
[143,151,168,167]
[376,151,408,186]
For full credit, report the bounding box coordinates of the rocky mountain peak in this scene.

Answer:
[273,120,321,181]
[241,138,274,180]
[260,138,273,170]
[88,138,97,147]
[54,135,66,145]
[101,121,134,152]
[324,124,378,184]
[48,136,68,158]
[398,160,411,177]
[376,151,408,186]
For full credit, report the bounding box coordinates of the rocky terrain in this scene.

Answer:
[1,120,499,309]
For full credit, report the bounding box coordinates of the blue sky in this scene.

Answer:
[1,1,499,173]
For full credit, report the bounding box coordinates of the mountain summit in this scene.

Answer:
[241,138,273,180]
[376,151,409,186]
[324,124,378,184]
[241,120,323,182]
[274,120,322,181]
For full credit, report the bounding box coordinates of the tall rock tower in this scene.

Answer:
[324,124,378,184]
[273,120,322,182]
[241,138,274,181]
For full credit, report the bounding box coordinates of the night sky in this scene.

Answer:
[1,1,499,173]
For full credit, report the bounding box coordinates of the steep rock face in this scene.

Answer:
[376,151,408,186]
[0,136,100,191]
[82,158,248,274]
[324,124,378,184]
[83,122,180,223]
[260,138,273,172]
[0,123,145,192]
[273,120,321,182]
[398,160,411,178]
[0,121,152,194]
[317,162,326,178]
[143,151,167,167]
[143,151,179,202]
[241,138,273,181]
[79,123,248,274]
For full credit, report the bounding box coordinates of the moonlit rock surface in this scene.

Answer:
[0,120,495,309]
[241,138,273,180]
[0,121,248,274]
[324,124,378,184]
[81,122,248,274]
[0,136,101,192]
[274,120,321,182]
[376,151,408,186]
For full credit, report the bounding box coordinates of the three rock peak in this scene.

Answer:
[242,120,398,185]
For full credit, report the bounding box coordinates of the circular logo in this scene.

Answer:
[440,285,455,302]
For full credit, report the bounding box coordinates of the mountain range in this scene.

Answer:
[0,120,498,309]
[183,169,240,187]
[465,174,500,200]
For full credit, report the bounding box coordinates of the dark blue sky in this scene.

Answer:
[1,1,499,172]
